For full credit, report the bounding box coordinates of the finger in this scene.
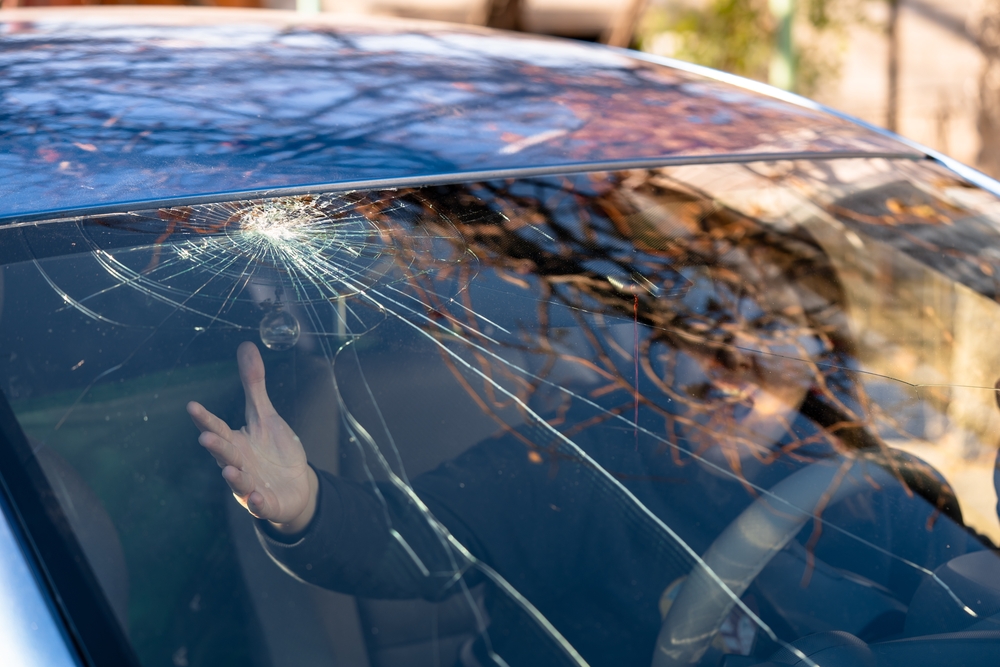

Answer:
[187,401,233,438]
[246,491,273,519]
[222,465,255,497]
[237,342,275,422]
[198,431,244,470]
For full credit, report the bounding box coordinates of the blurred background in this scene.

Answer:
[1,0,998,176]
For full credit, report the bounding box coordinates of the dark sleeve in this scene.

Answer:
[255,430,672,611]
[255,467,485,600]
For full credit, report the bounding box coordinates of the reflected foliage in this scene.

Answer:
[0,19,914,220]
[5,158,1000,667]
[384,169,971,524]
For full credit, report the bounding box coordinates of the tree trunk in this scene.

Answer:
[484,0,524,32]
[974,0,1000,178]
[604,0,651,48]
[886,0,900,132]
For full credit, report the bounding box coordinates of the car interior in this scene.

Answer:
[6,164,1000,667]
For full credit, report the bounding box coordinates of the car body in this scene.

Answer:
[3,7,1000,667]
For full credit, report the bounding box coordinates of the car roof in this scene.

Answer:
[0,7,920,223]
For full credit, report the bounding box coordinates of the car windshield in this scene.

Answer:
[3,157,1000,667]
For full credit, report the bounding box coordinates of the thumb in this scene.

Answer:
[237,341,275,421]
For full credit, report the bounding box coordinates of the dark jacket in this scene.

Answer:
[255,424,985,667]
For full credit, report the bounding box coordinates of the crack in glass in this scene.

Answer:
[5,157,1000,667]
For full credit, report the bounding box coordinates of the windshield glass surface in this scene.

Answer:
[3,158,1000,667]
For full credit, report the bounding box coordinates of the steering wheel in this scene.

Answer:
[650,458,894,667]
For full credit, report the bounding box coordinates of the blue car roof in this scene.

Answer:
[0,8,920,222]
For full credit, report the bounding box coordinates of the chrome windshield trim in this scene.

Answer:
[0,150,922,228]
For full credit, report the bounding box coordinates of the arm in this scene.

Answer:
[187,342,649,607]
[187,342,480,599]
[256,467,485,599]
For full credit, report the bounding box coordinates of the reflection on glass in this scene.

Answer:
[259,308,300,351]
[3,158,1000,667]
[1,21,917,220]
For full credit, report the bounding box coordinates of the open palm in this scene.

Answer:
[187,341,318,534]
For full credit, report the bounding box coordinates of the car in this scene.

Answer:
[3,6,1000,667]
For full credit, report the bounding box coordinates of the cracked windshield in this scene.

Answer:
[4,157,1000,667]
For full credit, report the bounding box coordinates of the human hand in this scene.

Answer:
[187,341,318,535]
